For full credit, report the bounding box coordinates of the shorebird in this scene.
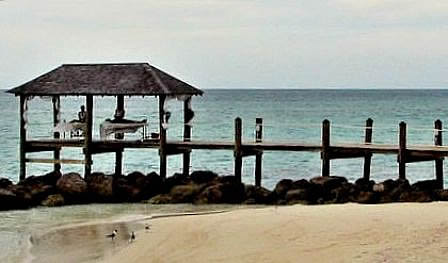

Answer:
[106,229,118,241]
[145,224,151,231]
[129,231,136,243]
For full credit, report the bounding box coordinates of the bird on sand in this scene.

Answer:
[129,231,136,243]
[145,224,151,231]
[106,229,118,241]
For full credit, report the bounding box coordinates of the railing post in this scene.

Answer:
[183,97,192,176]
[19,95,27,181]
[435,119,444,189]
[159,95,167,180]
[398,121,407,180]
[84,95,93,178]
[363,118,373,180]
[321,119,330,177]
[115,95,124,176]
[234,117,242,183]
[255,118,263,186]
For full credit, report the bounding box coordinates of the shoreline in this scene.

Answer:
[100,202,448,263]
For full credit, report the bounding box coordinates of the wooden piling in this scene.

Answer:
[159,95,167,179]
[183,97,192,176]
[321,119,330,177]
[398,121,407,180]
[435,119,443,188]
[19,95,26,181]
[255,118,263,186]
[84,95,93,177]
[363,118,373,180]
[52,96,61,172]
[115,95,124,176]
[234,117,242,183]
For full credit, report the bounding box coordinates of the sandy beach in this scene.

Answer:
[100,202,448,263]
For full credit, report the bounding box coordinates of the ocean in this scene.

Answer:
[2,89,448,262]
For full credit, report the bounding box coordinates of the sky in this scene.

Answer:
[1,0,447,89]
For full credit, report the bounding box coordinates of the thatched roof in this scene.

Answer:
[7,63,203,96]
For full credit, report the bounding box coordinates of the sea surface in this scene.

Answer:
[2,89,448,262]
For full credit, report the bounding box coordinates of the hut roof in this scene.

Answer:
[7,63,203,96]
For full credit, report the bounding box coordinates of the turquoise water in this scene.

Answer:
[1,89,448,189]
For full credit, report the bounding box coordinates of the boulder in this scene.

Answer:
[170,184,202,203]
[148,194,172,204]
[326,182,355,204]
[163,173,191,193]
[41,194,65,207]
[190,171,218,184]
[310,176,347,191]
[244,185,273,204]
[0,188,20,210]
[20,171,61,186]
[285,189,311,205]
[412,180,440,192]
[353,191,379,204]
[273,179,294,199]
[399,191,433,202]
[435,189,448,201]
[86,173,114,202]
[0,177,13,188]
[354,178,375,192]
[195,181,245,204]
[114,172,163,202]
[56,173,88,203]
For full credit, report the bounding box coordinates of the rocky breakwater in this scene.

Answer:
[2,170,448,211]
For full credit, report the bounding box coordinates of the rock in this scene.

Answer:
[41,194,65,207]
[354,191,379,204]
[56,173,88,203]
[148,194,172,204]
[20,171,61,186]
[114,172,163,202]
[310,176,347,191]
[195,181,245,204]
[372,183,385,193]
[145,172,163,198]
[326,182,355,204]
[273,179,294,199]
[0,178,13,188]
[163,173,191,193]
[190,171,218,184]
[170,184,202,203]
[28,184,55,204]
[2,185,33,209]
[0,188,20,210]
[285,188,311,204]
[354,178,375,192]
[291,179,311,190]
[245,185,273,204]
[86,173,114,202]
[412,180,440,192]
[399,191,433,202]
[435,189,448,201]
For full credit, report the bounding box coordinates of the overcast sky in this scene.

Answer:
[1,0,447,89]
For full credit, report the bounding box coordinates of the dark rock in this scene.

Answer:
[0,178,13,188]
[435,190,448,201]
[56,173,88,203]
[195,181,245,204]
[354,191,379,204]
[326,182,355,204]
[399,191,433,202]
[285,189,311,204]
[20,171,61,186]
[385,179,411,202]
[163,173,191,193]
[0,188,20,210]
[291,179,311,190]
[148,194,172,204]
[310,176,347,191]
[4,185,33,209]
[354,178,375,192]
[41,194,65,207]
[145,172,163,198]
[170,184,202,203]
[114,171,163,202]
[86,173,114,202]
[190,171,218,184]
[273,179,294,199]
[28,184,55,204]
[412,180,440,192]
[245,185,273,204]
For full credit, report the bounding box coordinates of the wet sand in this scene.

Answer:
[100,202,448,263]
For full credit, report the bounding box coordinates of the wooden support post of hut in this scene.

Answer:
[19,95,27,181]
[115,95,124,176]
[52,96,61,172]
[398,121,407,180]
[84,95,93,177]
[363,118,373,180]
[321,119,330,177]
[435,119,444,188]
[255,118,263,187]
[234,117,243,183]
[183,97,192,176]
[159,95,167,179]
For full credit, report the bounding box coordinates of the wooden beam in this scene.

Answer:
[398,121,406,180]
[52,96,61,172]
[435,119,444,188]
[84,95,93,177]
[234,117,242,183]
[159,95,167,179]
[19,95,26,181]
[183,97,192,176]
[321,119,330,177]
[26,158,86,165]
[115,95,124,176]
[255,118,263,187]
[363,118,373,180]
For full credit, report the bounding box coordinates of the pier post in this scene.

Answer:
[234,117,242,183]
[363,118,373,180]
[159,95,167,179]
[435,120,444,189]
[84,95,93,178]
[183,97,192,176]
[19,95,26,181]
[398,122,407,180]
[321,119,330,177]
[52,96,61,173]
[114,95,124,176]
[255,118,263,187]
